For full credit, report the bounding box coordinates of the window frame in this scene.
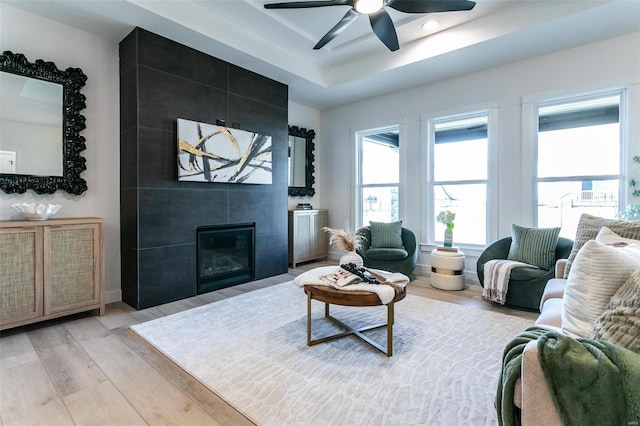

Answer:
[354,124,402,229]
[526,88,627,228]
[422,107,498,249]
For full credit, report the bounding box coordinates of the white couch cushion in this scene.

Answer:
[536,298,563,328]
[561,239,640,337]
[539,278,566,311]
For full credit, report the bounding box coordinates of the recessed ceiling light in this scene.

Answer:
[355,0,384,14]
[422,20,440,31]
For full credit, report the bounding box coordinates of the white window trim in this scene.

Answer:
[353,122,404,229]
[521,87,628,226]
[421,106,499,251]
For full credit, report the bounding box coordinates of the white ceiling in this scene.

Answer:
[6,0,640,110]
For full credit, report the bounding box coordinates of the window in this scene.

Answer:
[428,113,489,246]
[356,126,400,227]
[535,92,623,238]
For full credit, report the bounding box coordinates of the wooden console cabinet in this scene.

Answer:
[0,218,105,330]
[288,209,328,268]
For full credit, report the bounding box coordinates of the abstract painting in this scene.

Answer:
[177,118,272,184]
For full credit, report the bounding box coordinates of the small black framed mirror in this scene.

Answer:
[0,51,88,194]
[288,125,315,197]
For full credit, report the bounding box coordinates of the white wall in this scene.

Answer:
[0,4,122,302]
[288,100,321,210]
[318,32,640,280]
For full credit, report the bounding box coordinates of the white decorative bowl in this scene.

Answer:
[12,203,62,221]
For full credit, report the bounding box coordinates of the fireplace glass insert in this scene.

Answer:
[197,223,255,294]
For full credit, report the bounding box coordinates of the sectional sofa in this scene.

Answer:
[512,216,640,425]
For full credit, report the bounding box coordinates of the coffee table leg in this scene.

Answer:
[387,302,394,356]
[306,297,395,356]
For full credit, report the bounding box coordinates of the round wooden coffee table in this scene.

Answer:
[304,283,407,357]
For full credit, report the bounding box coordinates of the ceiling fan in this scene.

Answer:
[263,0,476,52]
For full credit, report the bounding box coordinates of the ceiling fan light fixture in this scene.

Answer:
[264,0,476,51]
[354,0,384,14]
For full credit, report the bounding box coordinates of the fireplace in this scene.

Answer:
[197,223,255,294]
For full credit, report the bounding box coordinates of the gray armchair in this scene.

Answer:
[356,226,418,279]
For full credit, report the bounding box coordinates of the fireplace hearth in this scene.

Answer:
[197,223,255,294]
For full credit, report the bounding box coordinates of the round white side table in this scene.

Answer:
[430,248,465,291]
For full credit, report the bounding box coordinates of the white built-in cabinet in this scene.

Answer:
[0,218,105,330]
[288,209,328,268]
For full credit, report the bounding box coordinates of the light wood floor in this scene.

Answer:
[0,261,537,425]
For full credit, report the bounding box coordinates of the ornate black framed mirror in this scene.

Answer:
[288,125,315,197]
[0,51,87,194]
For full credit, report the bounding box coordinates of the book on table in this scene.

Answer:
[319,269,361,287]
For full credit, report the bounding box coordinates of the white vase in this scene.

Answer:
[444,229,453,247]
[340,251,364,268]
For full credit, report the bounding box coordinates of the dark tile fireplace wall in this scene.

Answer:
[120,28,289,309]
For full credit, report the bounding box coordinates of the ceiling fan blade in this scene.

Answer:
[369,9,399,52]
[264,0,353,9]
[313,8,359,49]
[387,0,475,14]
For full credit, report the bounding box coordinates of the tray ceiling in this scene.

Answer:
[5,0,640,109]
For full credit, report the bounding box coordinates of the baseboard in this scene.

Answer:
[105,289,122,304]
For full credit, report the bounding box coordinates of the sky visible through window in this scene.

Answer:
[537,123,620,238]
[361,138,399,225]
[432,114,488,246]
[537,94,621,238]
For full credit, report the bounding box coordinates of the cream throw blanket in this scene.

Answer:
[293,265,409,304]
[482,259,537,305]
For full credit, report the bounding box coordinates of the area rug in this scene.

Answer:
[131,282,534,425]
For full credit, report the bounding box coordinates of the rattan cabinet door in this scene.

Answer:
[0,227,43,327]
[44,224,101,315]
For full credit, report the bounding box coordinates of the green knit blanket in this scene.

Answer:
[497,326,640,426]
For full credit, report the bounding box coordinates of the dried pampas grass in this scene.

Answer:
[322,226,366,251]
